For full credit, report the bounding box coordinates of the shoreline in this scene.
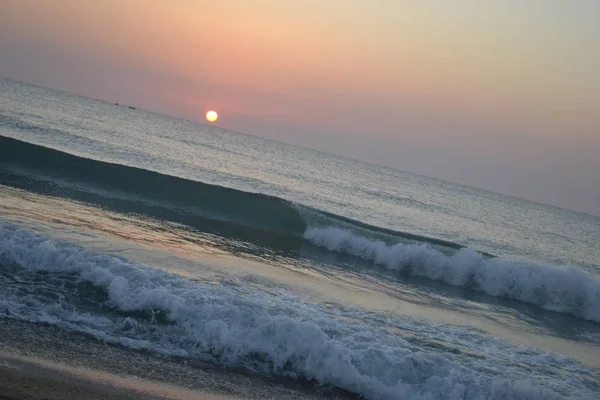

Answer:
[0,354,164,400]
[0,318,356,400]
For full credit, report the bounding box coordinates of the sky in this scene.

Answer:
[1,1,599,216]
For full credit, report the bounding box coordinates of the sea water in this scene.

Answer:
[1,76,599,399]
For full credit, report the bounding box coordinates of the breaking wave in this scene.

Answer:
[0,224,593,400]
[2,135,599,325]
[304,226,600,323]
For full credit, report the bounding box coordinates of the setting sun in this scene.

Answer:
[206,110,218,122]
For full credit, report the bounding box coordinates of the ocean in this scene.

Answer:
[1,76,599,399]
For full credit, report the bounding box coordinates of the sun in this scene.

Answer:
[206,110,218,122]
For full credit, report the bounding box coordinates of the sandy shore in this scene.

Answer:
[0,355,156,400]
[0,318,356,400]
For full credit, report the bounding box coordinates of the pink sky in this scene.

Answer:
[1,0,599,215]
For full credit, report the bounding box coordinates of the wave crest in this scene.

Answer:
[304,226,600,323]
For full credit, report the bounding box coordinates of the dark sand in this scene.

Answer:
[0,318,356,400]
[0,355,152,400]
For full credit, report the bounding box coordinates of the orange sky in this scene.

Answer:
[1,0,599,214]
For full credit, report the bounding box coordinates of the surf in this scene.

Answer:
[2,135,599,324]
[0,223,591,400]
[304,226,600,323]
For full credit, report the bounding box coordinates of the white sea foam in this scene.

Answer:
[0,224,596,400]
[304,227,600,324]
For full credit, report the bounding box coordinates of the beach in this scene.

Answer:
[0,319,354,400]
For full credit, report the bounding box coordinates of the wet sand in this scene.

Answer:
[0,318,356,400]
[0,356,157,400]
